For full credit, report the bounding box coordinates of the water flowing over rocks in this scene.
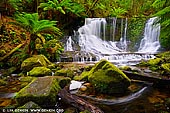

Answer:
[64,17,161,64]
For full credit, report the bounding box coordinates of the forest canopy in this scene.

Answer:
[0,0,170,56]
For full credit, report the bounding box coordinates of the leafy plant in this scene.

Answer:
[110,7,127,18]
[10,12,62,54]
[39,0,85,17]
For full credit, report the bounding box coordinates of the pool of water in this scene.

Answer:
[100,88,170,113]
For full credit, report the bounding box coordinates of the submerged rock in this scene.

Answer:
[21,55,53,72]
[78,60,131,95]
[14,76,61,107]
[28,67,52,77]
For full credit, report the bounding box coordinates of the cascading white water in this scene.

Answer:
[120,18,128,51]
[65,17,160,64]
[65,36,73,51]
[138,17,160,53]
[78,18,123,55]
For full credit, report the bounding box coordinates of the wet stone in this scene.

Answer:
[14,76,61,107]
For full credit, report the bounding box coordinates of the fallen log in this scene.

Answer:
[58,86,104,113]
[123,70,170,88]
[0,43,24,61]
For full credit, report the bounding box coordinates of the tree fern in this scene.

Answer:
[10,13,62,54]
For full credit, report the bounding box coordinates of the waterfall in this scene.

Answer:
[138,17,160,53]
[77,18,123,55]
[64,17,161,64]
[65,36,73,51]
[120,18,128,51]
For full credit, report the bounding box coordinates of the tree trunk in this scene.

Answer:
[58,86,104,113]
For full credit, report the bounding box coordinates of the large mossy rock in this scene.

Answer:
[21,55,53,72]
[54,69,74,79]
[14,76,61,107]
[84,60,131,94]
[28,67,52,77]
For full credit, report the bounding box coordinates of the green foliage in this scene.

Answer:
[38,39,64,61]
[8,0,23,11]
[8,0,35,12]
[152,0,170,50]
[10,12,62,54]
[127,18,146,51]
[110,7,127,18]
[10,47,30,66]
[13,13,62,35]
[39,0,85,17]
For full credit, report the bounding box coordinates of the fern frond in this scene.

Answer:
[153,6,170,16]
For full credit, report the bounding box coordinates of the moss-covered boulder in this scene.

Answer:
[21,55,53,72]
[54,69,74,78]
[14,76,61,107]
[28,67,52,77]
[82,60,131,94]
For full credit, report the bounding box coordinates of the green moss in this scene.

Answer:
[149,66,159,71]
[28,67,52,77]
[161,63,170,72]
[21,54,53,72]
[148,58,162,66]
[54,69,74,78]
[89,60,130,94]
[119,66,132,71]
[156,51,170,58]
[19,76,36,88]
[162,63,170,71]
[73,71,89,81]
